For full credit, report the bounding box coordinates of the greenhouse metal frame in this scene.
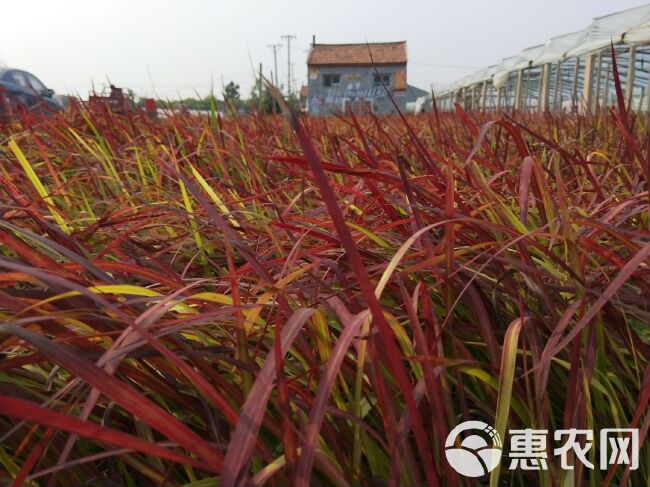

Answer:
[436,4,650,113]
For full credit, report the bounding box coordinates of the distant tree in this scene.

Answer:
[125,88,138,104]
[223,81,241,114]
[202,94,220,112]
[224,82,240,103]
[285,92,301,112]
[248,83,301,115]
[248,83,275,114]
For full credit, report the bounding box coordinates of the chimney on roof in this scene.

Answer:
[312,35,316,47]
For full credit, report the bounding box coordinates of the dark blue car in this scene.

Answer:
[0,68,65,113]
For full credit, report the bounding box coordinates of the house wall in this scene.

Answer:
[307,64,407,116]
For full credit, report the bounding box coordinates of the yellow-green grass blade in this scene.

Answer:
[7,139,71,234]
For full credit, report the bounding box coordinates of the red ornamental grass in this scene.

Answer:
[0,91,648,486]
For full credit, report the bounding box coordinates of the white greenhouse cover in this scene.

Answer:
[510,45,545,72]
[566,4,650,58]
[458,65,498,89]
[440,4,650,94]
[476,65,498,83]
[625,14,650,45]
[532,31,584,67]
[492,56,522,89]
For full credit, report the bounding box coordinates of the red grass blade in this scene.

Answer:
[267,81,440,486]
[220,308,315,486]
[294,310,369,487]
[0,323,223,467]
[0,395,215,472]
[541,241,650,364]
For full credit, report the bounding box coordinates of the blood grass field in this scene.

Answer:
[0,92,649,486]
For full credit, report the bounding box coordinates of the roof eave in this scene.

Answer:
[307,62,407,68]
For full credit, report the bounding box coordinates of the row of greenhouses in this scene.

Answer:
[436,4,650,112]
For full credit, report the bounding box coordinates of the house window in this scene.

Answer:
[373,73,391,87]
[323,74,341,87]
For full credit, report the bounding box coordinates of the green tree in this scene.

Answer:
[224,82,240,103]
[248,83,300,115]
[248,83,275,114]
[223,81,241,114]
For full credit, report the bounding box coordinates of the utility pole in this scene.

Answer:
[270,70,277,115]
[281,34,296,96]
[268,43,281,87]
[258,62,263,113]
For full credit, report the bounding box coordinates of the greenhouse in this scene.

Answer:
[436,4,650,112]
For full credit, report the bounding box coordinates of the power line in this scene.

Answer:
[410,61,481,69]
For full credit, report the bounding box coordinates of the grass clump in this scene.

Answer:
[0,98,648,486]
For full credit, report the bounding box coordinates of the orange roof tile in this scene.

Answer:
[307,41,407,67]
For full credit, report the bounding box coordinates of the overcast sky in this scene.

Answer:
[0,0,645,99]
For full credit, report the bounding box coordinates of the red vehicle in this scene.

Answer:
[88,85,134,113]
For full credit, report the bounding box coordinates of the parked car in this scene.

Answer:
[0,68,65,114]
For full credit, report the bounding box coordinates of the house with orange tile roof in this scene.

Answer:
[306,39,427,116]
